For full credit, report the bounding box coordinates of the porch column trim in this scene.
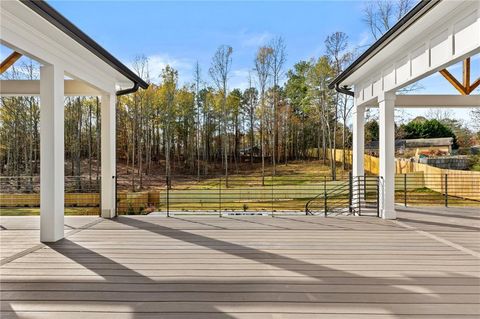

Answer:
[40,64,65,242]
[378,92,396,220]
[101,93,116,218]
[352,104,365,177]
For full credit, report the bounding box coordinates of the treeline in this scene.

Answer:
[116,33,354,188]
[0,32,354,190]
[2,1,432,190]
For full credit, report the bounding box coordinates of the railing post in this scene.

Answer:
[219,176,222,217]
[376,177,380,217]
[363,173,367,203]
[324,193,328,217]
[271,174,274,218]
[404,173,407,207]
[348,172,353,213]
[166,175,170,217]
[444,174,448,207]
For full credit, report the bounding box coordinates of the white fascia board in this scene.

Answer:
[359,94,480,108]
[0,0,131,94]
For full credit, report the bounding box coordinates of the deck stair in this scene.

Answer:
[305,175,380,217]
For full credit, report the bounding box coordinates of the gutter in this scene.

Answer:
[329,0,440,93]
[116,83,140,96]
[335,84,354,97]
[20,0,149,93]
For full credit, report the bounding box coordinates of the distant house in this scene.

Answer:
[240,146,263,163]
[365,137,453,157]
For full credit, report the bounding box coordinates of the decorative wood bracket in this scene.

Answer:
[439,58,479,95]
[0,51,22,74]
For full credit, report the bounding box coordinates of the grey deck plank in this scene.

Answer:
[1,207,479,317]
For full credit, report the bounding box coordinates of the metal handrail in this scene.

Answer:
[305,175,380,217]
[305,180,351,215]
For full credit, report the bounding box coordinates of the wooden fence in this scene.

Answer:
[332,149,480,201]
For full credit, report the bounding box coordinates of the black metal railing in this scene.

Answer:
[305,174,380,217]
[1,172,478,215]
[115,174,351,216]
[395,173,480,207]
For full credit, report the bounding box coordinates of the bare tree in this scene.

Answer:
[243,73,258,166]
[363,0,415,40]
[269,36,286,175]
[325,32,354,172]
[470,109,480,131]
[255,46,273,186]
[160,66,178,189]
[193,61,202,179]
[209,45,233,186]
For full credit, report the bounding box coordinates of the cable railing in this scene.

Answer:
[116,174,349,216]
[0,172,479,215]
[395,173,480,207]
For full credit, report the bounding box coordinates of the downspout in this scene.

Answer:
[335,83,354,97]
[116,82,140,96]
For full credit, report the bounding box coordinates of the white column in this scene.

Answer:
[352,104,365,177]
[101,93,116,218]
[40,64,64,242]
[378,92,396,219]
[352,104,365,213]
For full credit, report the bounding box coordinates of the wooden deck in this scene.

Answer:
[1,207,479,318]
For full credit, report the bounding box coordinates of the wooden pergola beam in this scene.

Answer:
[439,57,479,95]
[470,77,480,93]
[463,57,470,92]
[0,51,22,74]
[439,68,468,95]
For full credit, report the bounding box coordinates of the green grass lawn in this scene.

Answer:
[2,162,479,216]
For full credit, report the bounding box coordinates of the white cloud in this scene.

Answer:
[130,54,194,84]
[229,68,253,91]
[239,30,272,48]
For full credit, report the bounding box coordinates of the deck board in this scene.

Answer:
[1,207,479,318]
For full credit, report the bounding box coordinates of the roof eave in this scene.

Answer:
[20,0,149,93]
[328,0,441,91]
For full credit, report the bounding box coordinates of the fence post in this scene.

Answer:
[271,174,274,218]
[404,173,407,207]
[444,174,448,207]
[219,176,222,217]
[166,175,170,217]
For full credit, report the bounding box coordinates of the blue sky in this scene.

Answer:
[2,1,478,126]
[48,0,371,87]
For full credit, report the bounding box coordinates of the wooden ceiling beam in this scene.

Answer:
[470,77,480,93]
[463,57,470,93]
[439,68,468,95]
[0,51,22,74]
[439,57,479,95]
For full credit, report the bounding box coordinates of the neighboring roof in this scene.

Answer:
[328,0,440,91]
[366,137,453,150]
[19,0,148,94]
[405,137,453,148]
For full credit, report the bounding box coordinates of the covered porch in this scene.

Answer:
[0,0,148,242]
[329,0,480,219]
